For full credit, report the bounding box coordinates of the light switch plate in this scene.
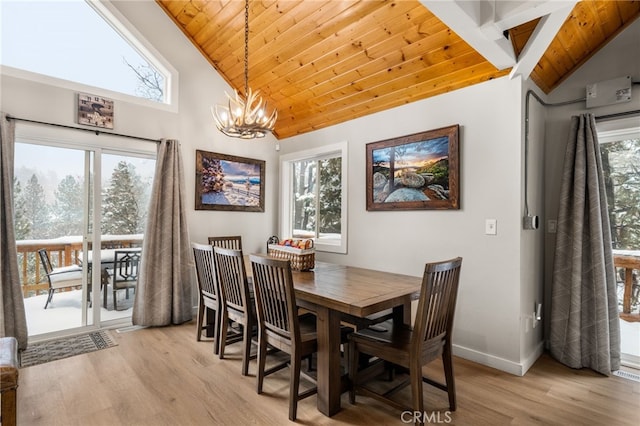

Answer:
[485,219,497,235]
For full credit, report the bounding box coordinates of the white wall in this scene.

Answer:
[519,78,547,371]
[278,75,536,374]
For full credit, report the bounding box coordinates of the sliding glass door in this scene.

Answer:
[14,139,155,339]
[15,143,95,336]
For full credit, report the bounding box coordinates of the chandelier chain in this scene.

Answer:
[210,0,277,139]
[244,0,249,97]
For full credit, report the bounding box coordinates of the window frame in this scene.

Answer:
[279,141,348,254]
[0,0,178,112]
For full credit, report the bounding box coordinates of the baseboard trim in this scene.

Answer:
[621,352,640,370]
[452,342,544,376]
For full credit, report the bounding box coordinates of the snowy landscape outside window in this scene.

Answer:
[599,124,640,315]
[291,156,342,242]
[280,142,348,254]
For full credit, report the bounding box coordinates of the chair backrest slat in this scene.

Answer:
[208,236,242,251]
[214,246,250,314]
[114,250,141,282]
[250,255,298,342]
[192,243,217,299]
[412,257,462,349]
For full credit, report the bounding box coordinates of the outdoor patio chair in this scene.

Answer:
[110,249,141,311]
[38,249,83,309]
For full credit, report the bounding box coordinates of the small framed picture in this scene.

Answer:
[77,93,114,129]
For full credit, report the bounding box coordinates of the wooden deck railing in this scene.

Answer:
[614,251,640,322]
[16,235,143,297]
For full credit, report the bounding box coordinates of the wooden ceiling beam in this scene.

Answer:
[420,0,516,69]
[509,4,575,80]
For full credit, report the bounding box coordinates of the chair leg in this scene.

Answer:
[410,360,424,420]
[289,353,302,421]
[256,331,268,394]
[241,319,252,376]
[1,388,17,426]
[44,289,54,309]
[218,311,228,360]
[196,301,205,342]
[443,345,456,411]
[348,340,359,404]
[212,308,220,355]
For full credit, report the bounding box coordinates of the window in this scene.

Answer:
[599,118,640,338]
[280,142,348,254]
[598,119,640,251]
[1,0,174,105]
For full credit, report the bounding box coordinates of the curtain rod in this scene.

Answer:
[523,88,639,219]
[595,109,640,122]
[5,115,161,143]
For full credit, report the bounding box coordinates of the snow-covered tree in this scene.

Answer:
[22,174,50,239]
[13,177,30,240]
[52,175,84,237]
[318,157,342,234]
[102,161,140,235]
[602,138,640,250]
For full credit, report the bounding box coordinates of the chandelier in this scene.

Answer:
[211,0,277,139]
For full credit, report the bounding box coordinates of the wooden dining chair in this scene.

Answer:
[208,235,242,250]
[214,246,256,376]
[192,243,224,354]
[348,257,463,420]
[249,254,319,421]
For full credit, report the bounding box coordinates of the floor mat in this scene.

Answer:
[19,330,117,368]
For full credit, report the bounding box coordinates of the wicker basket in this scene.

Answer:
[268,243,315,271]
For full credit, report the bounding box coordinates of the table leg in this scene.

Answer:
[314,305,342,416]
[392,295,412,325]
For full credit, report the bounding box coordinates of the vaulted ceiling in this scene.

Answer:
[157,1,640,139]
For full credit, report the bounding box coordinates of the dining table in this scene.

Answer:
[247,258,423,417]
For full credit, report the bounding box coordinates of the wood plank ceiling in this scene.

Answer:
[157,1,640,139]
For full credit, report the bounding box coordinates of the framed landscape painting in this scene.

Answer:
[195,150,265,212]
[366,125,459,211]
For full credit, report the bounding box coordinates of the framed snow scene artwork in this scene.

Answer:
[195,150,265,212]
[366,125,459,211]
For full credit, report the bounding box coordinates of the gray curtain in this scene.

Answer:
[550,113,620,375]
[0,113,28,349]
[132,139,192,326]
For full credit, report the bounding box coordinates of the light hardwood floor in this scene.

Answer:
[15,321,640,425]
